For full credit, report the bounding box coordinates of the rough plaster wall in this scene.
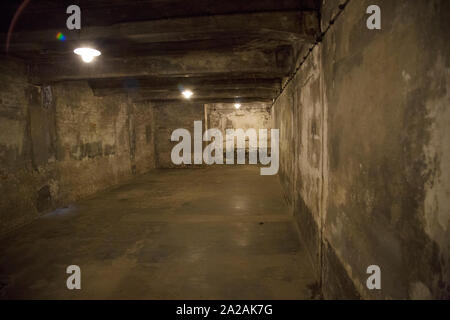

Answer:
[206,103,272,150]
[52,82,136,202]
[133,101,156,174]
[273,0,450,299]
[0,58,39,234]
[272,48,324,283]
[154,102,204,168]
[322,0,449,300]
[0,62,156,236]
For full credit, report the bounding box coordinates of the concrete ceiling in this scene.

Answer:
[1,0,320,103]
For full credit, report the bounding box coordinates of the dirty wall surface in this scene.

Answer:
[206,103,272,151]
[273,0,450,299]
[153,102,204,168]
[154,102,273,168]
[0,59,155,235]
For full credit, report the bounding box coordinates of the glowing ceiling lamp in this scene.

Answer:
[234,103,241,109]
[182,90,194,99]
[74,47,101,63]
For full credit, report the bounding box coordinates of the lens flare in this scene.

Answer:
[56,32,66,41]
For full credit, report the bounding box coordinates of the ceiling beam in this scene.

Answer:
[100,88,278,100]
[6,11,319,56]
[1,0,320,32]
[10,39,293,60]
[31,50,290,84]
[140,97,273,104]
[89,77,281,95]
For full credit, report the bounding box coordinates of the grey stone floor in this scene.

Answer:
[0,166,318,299]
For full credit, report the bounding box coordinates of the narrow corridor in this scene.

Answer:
[1,0,448,301]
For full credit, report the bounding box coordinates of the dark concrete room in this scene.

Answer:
[0,0,449,301]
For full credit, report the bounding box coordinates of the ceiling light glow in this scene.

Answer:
[182,90,194,99]
[74,47,101,63]
[234,103,241,109]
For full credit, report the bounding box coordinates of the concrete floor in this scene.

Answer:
[0,166,318,299]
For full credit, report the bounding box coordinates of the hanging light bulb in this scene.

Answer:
[182,90,194,99]
[234,103,241,109]
[74,47,101,63]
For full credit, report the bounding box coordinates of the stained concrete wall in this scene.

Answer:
[0,58,38,234]
[273,0,450,299]
[0,59,156,236]
[132,101,156,174]
[154,102,204,168]
[272,46,324,283]
[205,103,272,151]
[154,102,272,168]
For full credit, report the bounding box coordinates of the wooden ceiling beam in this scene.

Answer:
[31,50,290,83]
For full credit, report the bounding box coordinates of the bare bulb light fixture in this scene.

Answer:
[182,90,194,99]
[234,103,241,109]
[74,48,101,63]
